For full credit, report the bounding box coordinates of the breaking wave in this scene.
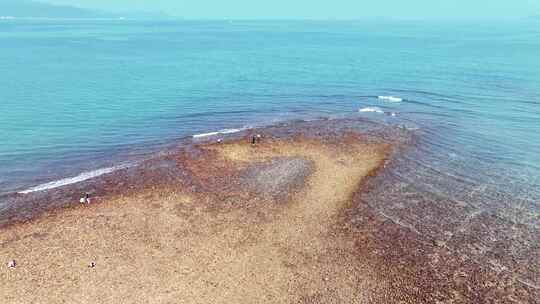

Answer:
[378,95,403,102]
[18,164,131,194]
[359,107,384,114]
[192,128,246,139]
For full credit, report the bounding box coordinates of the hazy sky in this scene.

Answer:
[40,0,540,19]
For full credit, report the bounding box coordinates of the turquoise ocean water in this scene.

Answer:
[0,19,539,205]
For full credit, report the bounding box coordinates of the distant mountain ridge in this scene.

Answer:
[1,0,111,18]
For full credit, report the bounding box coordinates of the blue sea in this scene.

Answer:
[1,19,539,220]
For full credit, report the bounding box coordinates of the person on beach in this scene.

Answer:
[80,193,91,204]
[7,260,16,268]
[252,134,262,146]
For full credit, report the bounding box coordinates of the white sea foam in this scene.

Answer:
[378,95,403,102]
[193,131,220,138]
[18,164,130,195]
[359,107,384,114]
[192,128,245,139]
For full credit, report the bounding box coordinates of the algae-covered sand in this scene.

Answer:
[1,134,392,303]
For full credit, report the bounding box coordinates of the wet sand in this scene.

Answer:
[0,124,537,303]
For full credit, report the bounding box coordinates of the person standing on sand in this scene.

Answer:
[251,134,262,146]
[80,193,91,204]
[7,260,16,268]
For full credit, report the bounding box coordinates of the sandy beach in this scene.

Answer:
[1,133,392,303]
[0,128,537,303]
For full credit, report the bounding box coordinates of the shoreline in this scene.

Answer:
[0,118,401,228]
[0,119,537,303]
[12,127,249,196]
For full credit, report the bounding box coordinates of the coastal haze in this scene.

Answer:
[1,1,539,303]
[1,0,107,18]
[24,0,540,19]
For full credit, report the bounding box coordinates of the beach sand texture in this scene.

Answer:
[1,135,394,303]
